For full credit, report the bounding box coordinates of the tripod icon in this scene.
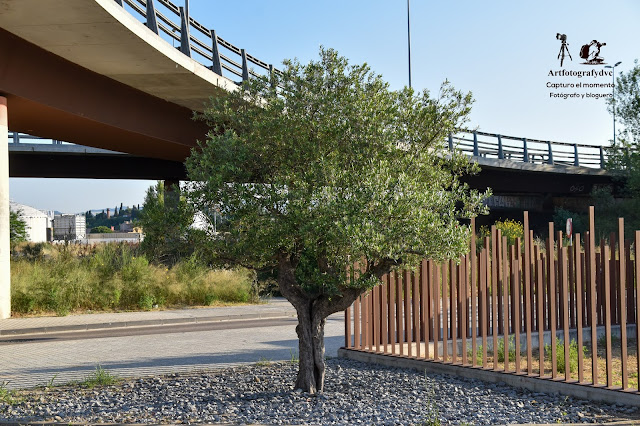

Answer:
[556,33,572,66]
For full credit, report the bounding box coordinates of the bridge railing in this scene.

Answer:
[450,131,607,168]
[117,0,280,84]
[7,132,69,146]
[9,130,614,170]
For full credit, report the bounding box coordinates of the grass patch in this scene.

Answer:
[10,242,259,316]
[420,370,441,426]
[463,335,638,389]
[0,381,21,405]
[81,365,119,388]
[256,357,272,367]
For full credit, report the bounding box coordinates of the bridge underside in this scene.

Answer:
[0,28,208,163]
[9,151,186,180]
[464,161,621,228]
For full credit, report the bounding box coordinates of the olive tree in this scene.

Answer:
[186,48,488,393]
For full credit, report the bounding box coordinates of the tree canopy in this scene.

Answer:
[606,60,640,196]
[139,181,197,266]
[186,48,489,393]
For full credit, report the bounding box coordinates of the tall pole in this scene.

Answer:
[606,61,621,145]
[0,96,10,319]
[612,69,616,145]
[407,0,412,88]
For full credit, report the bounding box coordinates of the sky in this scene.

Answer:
[9,0,640,213]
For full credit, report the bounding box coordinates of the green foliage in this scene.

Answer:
[0,381,21,405]
[545,339,587,374]
[9,209,27,245]
[86,204,140,229]
[605,60,640,210]
[477,219,524,251]
[81,365,119,388]
[552,207,587,238]
[496,336,516,363]
[421,371,441,426]
[607,59,640,147]
[139,181,198,266]
[91,225,113,234]
[590,186,640,240]
[10,243,256,315]
[186,47,488,302]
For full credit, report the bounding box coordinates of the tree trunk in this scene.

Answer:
[276,252,369,394]
[293,302,327,394]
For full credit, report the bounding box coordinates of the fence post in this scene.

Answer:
[547,141,554,165]
[473,132,479,156]
[210,29,222,75]
[145,0,158,34]
[448,134,454,151]
[636,231,640,392]
[573,144,579,167]
[600,146,605,168]
[11,132,18,144]
[522,138,529,163]
[241,49,249,82]
[179,6,191,57]
[497,134,504,159]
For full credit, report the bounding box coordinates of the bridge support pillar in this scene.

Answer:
[0,96,10,319]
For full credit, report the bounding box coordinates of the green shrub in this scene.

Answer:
[477,219,524,251]
[91,226,113,234]
[545,339,587,374]
[496,336,516,363]
[10,242,256,315]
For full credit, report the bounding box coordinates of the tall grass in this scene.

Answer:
[10,242,257,316]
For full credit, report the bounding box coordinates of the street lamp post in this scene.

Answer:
[605,61,622,144]
[407,0,412,88]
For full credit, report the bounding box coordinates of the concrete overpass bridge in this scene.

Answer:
[0,0,620,318]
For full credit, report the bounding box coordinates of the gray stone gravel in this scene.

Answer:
[1,358,638,425]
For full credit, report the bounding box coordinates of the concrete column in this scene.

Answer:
[0,96,10,319]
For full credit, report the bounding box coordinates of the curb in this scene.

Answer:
[0,311,296,337]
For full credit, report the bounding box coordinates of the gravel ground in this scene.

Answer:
[1,358,639,425]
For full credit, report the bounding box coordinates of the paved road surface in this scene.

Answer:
[0,299,345,390]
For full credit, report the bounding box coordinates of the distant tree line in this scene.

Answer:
[86,203,141,229]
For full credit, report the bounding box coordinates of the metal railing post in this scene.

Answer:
[12,132,18,144]
[241,49,249,82]
[179,6,191,57]
[522,138,529,163]
[547,141,554,165]
[145,0,158,34]
[573,143,579,167]
[473,131,479,156]
[497,134,504,159]
[210,29,222,75]
[448,134,454,151]
[600,146,605,168]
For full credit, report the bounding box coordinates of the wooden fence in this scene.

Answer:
[344,207,640,393]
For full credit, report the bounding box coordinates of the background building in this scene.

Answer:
[9,201,49,243]
[53,214,86,241]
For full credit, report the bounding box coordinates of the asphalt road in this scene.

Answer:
[0,314,345,390]
[0,317,299,346]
